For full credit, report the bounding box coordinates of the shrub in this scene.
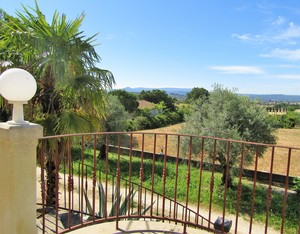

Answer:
[292,177,300,195]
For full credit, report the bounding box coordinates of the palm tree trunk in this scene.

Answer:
[46,160,56,206]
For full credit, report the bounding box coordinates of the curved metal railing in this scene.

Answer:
[36,132,300,233]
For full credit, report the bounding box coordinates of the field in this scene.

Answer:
[133,124,300,176]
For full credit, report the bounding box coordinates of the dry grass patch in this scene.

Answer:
[133,124,300,176]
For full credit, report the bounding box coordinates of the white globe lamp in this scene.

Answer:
[0,68,37,125]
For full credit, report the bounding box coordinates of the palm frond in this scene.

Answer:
[55,110,93,134]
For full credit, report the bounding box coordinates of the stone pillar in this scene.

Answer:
[0,123,43,234]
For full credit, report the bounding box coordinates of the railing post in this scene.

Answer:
[0,123,43,234]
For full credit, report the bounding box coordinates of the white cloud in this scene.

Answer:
[232,33,251,41]
[275,74,300,80]
[260,48,300,61]
[209,66,264,74]
[272,16,286,26]
[232,21,300,45]
[274,22,300,42]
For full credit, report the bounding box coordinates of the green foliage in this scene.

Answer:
[0,104,9,122]
[292,177,300,195]
[181,85,277,187]
[139,89,176,111]
[128,115,153,131]
[128,109,183,131]
[1,2,114,207]
[186,87,209,103]
[101,95,131,146]
[282,111,300,128]
[269,111,300,128]
[82,170,155,219]
[104,95,129,132]
[110,90,139,113]
[84,183,140,218]
[0,2,115,134]
[105,90,184,131]
[273,103,300,112]
[71,150,299,233]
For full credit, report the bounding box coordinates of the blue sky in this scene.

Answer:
[1,0,300,95]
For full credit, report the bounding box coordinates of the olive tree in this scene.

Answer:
[180,85,276,188]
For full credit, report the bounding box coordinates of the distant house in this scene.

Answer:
[138,100,159,116]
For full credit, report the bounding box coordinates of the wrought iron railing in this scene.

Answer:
[36,132,300,233]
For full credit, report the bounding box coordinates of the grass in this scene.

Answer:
[68,147,300,234]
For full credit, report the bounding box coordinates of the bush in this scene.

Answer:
[129,107,184,131]
[269,111,300,129]
[292,177,300,195]
[129,116,153,130]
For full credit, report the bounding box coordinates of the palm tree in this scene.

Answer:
[0,2,115,205]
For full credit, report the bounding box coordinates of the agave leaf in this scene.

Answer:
[119,188,136,216]
[132,200,156,216]
[109,193,122,217]
[141,200,156,215]
[83,189,93,215]
[98,182,105,218]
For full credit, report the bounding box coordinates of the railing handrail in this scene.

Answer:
[39,131,300,150]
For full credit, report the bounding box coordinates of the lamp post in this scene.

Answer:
[0,68,42,234]
[0,68,37,125]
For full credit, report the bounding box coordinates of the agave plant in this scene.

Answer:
[84,182,155,219]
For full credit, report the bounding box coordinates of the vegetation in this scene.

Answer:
[103,95,129,133]
[267,103,300,112]
[139,89,176,111]
[107,89,184,131]
[292,177,300,195]
[84,182,154,219]
[0,2,115,205]
[128,106,184,131]
[1,1,298,215]
[105,86,300,133]
[180,85,277,187]
[69,148,299,234]
[185,87,209,103]
[110,89,139,113]
[269,111,300,129]
[0,5,114,133]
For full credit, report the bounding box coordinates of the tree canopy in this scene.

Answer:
[186,87,209,103]
[139,89,176,111]
[110,89,139,113]
[181,85,277,187]
[0,2,115,206]
[0,2,115,135]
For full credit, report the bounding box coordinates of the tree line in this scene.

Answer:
[106,87,300,133]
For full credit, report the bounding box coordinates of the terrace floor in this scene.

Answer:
[67,220,209,233]
[36,168,278,234]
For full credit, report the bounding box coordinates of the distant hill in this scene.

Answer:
[123,87,191,96]
[122,87,300,103]
[240,94,300,103]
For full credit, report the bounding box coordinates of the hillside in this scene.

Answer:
[123,87,300,102]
